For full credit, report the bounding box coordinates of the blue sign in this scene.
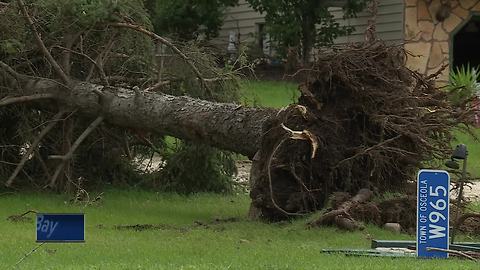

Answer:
[36,213,85,242]
[417,170,449,258]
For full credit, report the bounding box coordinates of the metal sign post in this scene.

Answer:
[36,213,85,242]
[417,170,450,258]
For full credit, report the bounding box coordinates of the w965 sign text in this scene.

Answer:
[417,170,449,258]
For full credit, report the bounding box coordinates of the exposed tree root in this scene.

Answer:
[308,188,373,230]
[308,192,480,235]
[249,41,474,222]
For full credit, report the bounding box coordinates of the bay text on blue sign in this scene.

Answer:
[417,170,449,258]
[36,213,85,242]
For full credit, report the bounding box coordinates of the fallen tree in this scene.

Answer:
[1,77,272,158]
[2,43,473,220]
[0,1,476,226]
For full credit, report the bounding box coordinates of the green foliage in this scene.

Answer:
[246,0,368,60]
[1,0,242,194]
[159,43,241,102]
[0,3,28,56]
[0,0,154,78]
[447,64,480,106]
[150,44,242,194]
[0,39,24,55]
[146,0,238,40]
[158,142,236,194]
[452,129,480,179]
[0,0,154,191]
[34,0,152,31]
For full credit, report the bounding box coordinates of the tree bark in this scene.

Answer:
[300,8,315,65]
[18,79,275,159]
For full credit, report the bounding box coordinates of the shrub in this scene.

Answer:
[157,142,236,194]
[447,65,480,106]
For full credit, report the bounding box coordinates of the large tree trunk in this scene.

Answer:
[19,79,275,159]
[300,8,315,65]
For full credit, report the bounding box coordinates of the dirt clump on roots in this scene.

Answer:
[249,41,473,223]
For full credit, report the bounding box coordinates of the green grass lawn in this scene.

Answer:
[452,129,480,178]
[1,190,478,269]
[240,80,299,108]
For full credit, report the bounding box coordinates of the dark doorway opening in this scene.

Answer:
[453,16,480,69]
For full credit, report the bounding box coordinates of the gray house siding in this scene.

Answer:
[214,0,405,52]
[213,0,265,48]
[330,0,404,44]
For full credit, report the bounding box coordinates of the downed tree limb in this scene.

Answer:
[52,46,109,86]
[110,23,212,97]
[48,116,104,188]
[308,189,373,230]
[14,79,273,158]
[86,31,116,83]
[0,61,24,80]
[0,61,68,88]
[34,148,52,180]
[7,209,37,221]
[426,247,478,262]
[267,137,305,216]
[0,94,56,107]
[17,0,70,85]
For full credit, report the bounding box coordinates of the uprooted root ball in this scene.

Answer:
[249,42,473,221]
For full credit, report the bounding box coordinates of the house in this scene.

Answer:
[214,0,480,84]
[404,0,480,84]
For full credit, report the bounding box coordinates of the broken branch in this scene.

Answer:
[0,93,56,107]
[308,189,373,230]
[426,247,477,262]
[267,137,306,217]
[48,116,104,188]
[110,23,212,97]
[281,123,319,158]
[53,46,109,86]
[86,32,116,83]
[5,111,65,187]
[0,60,25,80]
[17,0,70,85]
[333,135,402,170]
